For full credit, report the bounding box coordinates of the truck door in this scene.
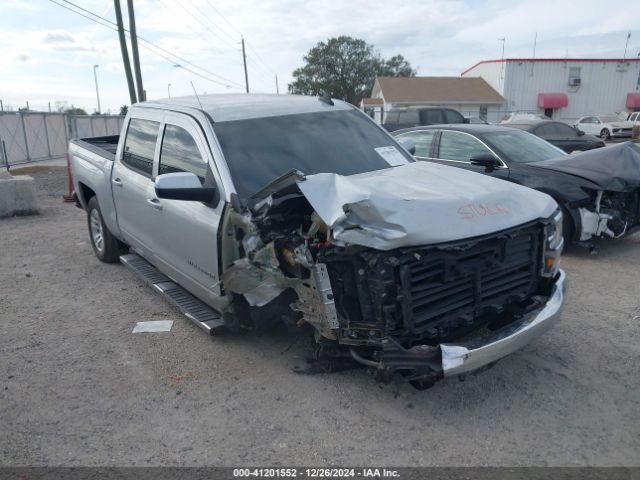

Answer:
[112,115,162,258]
[148,113,225,302]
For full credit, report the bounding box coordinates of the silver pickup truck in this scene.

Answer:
[70,94,566,388]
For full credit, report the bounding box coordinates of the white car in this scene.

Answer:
[575,115,633,140]
[626,111,640,127]
[499,111,549,124]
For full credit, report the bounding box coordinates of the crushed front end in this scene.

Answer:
[220,172,565,389]
[318,217,565,388]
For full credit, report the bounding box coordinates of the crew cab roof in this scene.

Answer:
[140,94,353,123]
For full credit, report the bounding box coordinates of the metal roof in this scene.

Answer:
[461,58,640,76]
[140,94,352,122]
[374,76,505,104]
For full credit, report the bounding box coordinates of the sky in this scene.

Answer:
[2,0,640,113]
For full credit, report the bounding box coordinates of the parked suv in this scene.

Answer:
[382,107,467,132]
[575,115,633,140]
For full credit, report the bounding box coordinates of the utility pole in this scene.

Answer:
[498,37,506,91]
[241,37,249,93]
[127,0,145,101]
[275,75,279,94]
[623,32,631,63]
[93,64,102,113]
[114,0,137,104]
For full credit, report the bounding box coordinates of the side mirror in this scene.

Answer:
[397,137,416,155]
[470,153,501,172]
[577,129,585,136]
[463,117,471,124]
[155,172,219,205]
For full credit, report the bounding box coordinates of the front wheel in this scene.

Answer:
[600,128,610,140]
[87,196,127,263]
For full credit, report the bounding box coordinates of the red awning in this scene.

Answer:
[538,93,568,109]
[626,93,640,109]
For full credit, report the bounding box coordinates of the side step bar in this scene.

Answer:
[120,253,225,335]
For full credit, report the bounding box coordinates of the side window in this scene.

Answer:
[437,131,491,162]
[568,66,581,83]
[554,123,579,137]
[419,109,444,125]
[397,131,435,158]
[539,123,577,138]
[158,124,208,184]
[535,124,554,136]
[444,109,465,123]
[122,118,160,177]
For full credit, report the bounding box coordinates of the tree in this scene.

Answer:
[119,105,129,116]
[289,36,416,105]
[64,107,88,115]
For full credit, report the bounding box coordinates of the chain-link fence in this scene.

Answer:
[0,112,124,168]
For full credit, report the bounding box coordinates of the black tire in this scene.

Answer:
[560,205,574,247]
[87,196,127,263]
[600,128,610,140]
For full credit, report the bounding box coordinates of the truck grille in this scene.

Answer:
[398,222,543,336]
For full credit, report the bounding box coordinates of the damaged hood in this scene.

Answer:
[296,162,557,250]
[533,141,640,192]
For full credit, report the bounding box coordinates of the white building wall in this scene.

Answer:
[463,62,505,95]
[467,60,640,122]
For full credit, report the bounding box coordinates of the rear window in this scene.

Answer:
[483,130,566,163]
[213,109,413,199]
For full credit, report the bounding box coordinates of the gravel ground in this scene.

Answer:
[0,166,639,467]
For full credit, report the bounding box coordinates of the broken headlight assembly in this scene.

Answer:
[542,208,563,277]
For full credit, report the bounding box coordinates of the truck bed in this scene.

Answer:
[70,135,120,161]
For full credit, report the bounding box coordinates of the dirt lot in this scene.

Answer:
[1,166,639,466]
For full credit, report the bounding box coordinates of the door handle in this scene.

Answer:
[146,198,163,211]
[112,178,123,187]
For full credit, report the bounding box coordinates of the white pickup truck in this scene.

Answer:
[70,94,566,388]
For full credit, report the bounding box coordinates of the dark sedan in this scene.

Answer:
[393,124,640,249]
[508,119,604,153]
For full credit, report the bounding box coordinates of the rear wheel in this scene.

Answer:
[87,196,127,263]
[600,128,610,140]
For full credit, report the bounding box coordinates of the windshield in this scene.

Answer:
[213,109,413,199]
[483,130,566,163]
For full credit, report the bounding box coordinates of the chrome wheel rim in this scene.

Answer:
[90,208,105,253]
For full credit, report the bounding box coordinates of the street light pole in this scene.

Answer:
[167,83,172,98]
[93,64,101,114]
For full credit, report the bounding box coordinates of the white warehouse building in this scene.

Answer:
[461,58,640,122]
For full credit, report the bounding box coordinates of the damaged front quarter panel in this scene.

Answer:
[220,163,565,389]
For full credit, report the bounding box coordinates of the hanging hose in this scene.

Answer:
[349,348,381,368]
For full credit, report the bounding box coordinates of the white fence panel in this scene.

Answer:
[0,114,28,164]
[23,114,49,160]
[92,117,107,137]
[45,114,68,158]
[73,117,94,139]
[0,112,124,166]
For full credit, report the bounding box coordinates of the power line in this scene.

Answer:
[183,0,240,46]
[161,0,274,91]
[192,0,278,84]
[51,0,243,89]
[159,0,240,53]
[202,0,243,37]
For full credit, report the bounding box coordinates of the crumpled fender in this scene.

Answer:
[297,162,557,250]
